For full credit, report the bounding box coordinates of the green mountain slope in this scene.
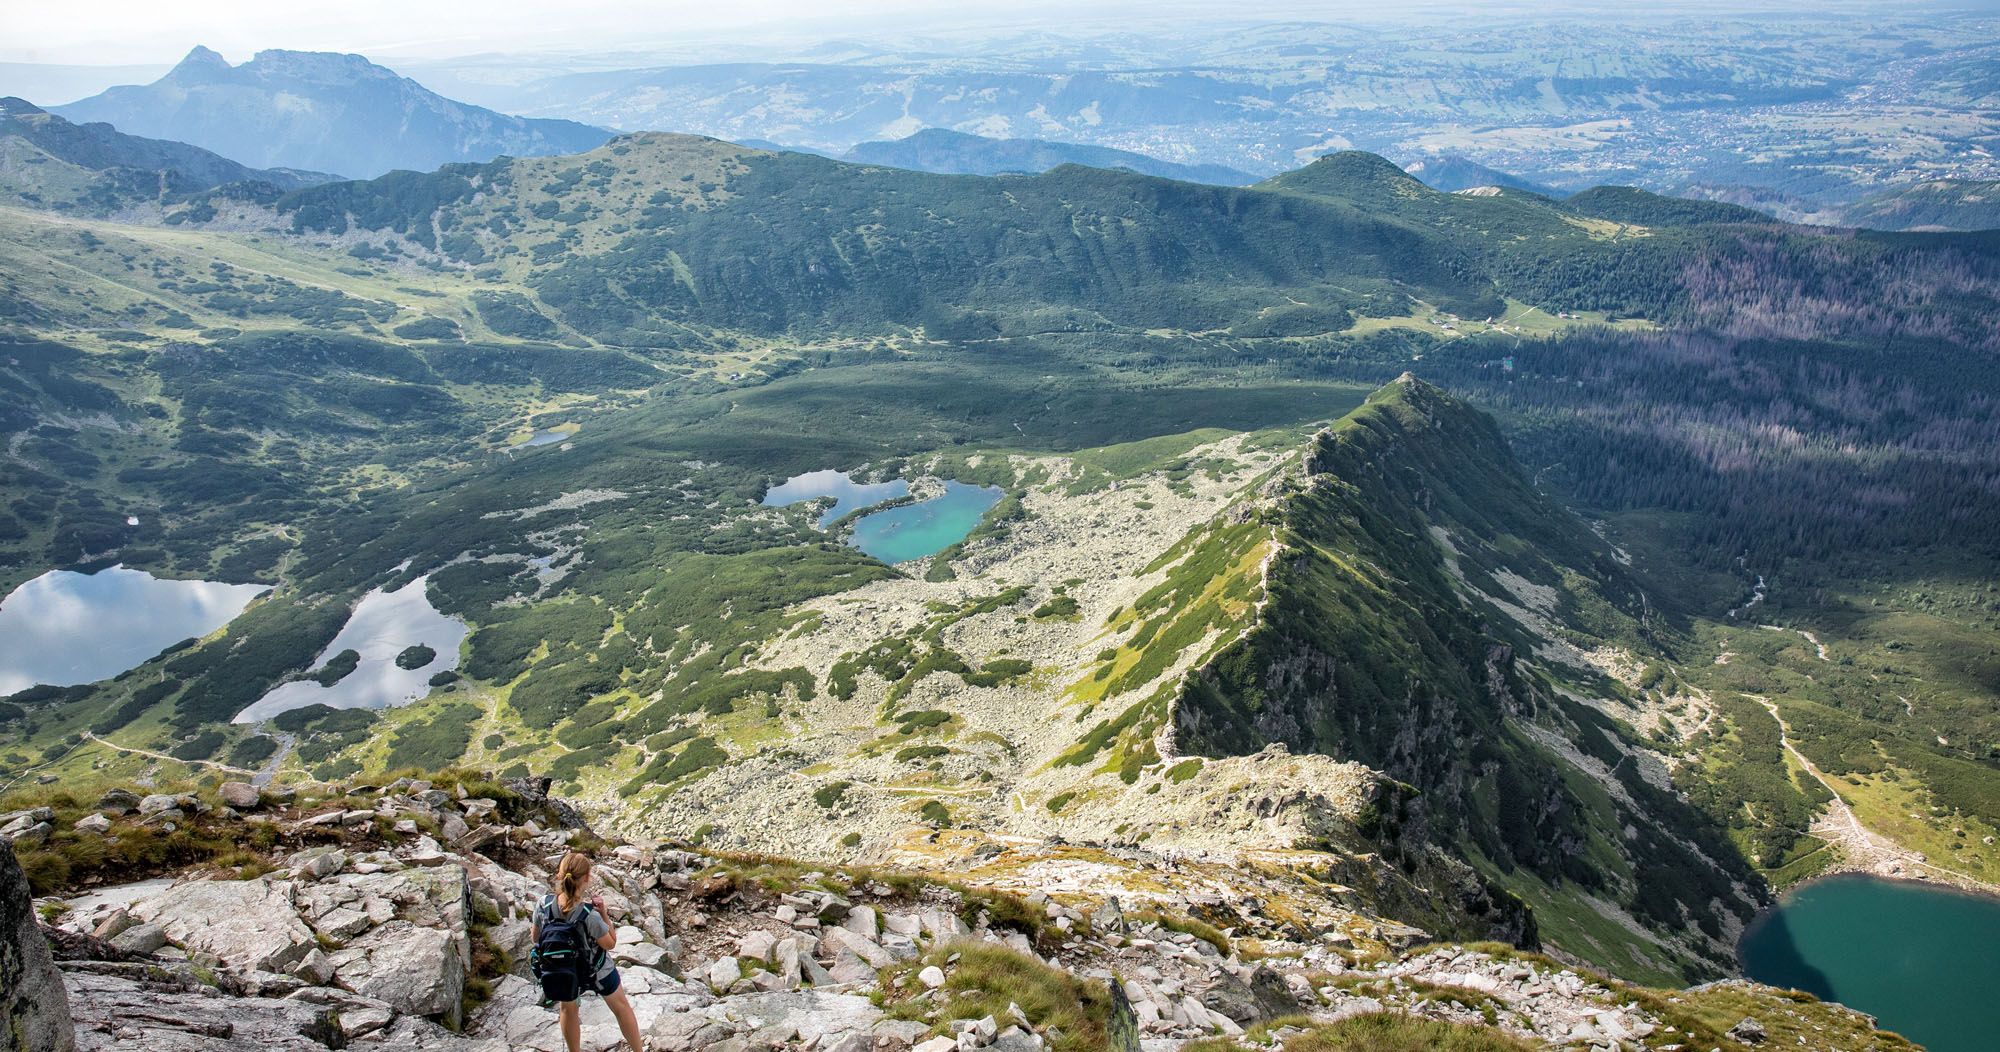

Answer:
[2,134,1998,998]
[1166,377,1757,982]
[1844,178,2000,231]
[0,96,327,213]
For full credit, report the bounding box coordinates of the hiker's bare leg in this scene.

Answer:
[559,1000,582,1052]
[605,986,644,1050]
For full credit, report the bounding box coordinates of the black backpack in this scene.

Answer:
[531,895,595,1002]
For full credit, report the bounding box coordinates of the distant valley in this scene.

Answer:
[2,15,1999,1052]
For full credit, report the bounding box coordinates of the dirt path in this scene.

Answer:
[1749,694,1998,894]
[82,731,257,777]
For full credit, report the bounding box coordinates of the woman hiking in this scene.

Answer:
[532,851,645,1052]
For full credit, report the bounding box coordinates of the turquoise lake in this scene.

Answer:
[849,481,1003,563]
[763,469,910,526]
[1738,874,2000,1052]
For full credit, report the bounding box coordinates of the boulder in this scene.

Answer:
[218,782,261,810]
[0,806,54,833]
[707,955,742,991]
[843,904,880,940]
[107,922,169,955]
[327,919,467,1026]
[137,794,185,815]
[737,929,778,963]
[2,839,76,1051]
[72,813,112,835]
[96,789,140,815]
[1728,1017,1769,1044]
[289,946,336,984]
[128,878,316,973]
[822,925,894,968]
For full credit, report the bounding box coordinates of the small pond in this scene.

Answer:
[514,425,579,449]
[0,566,268,695]
[232,574,467,723]
[763,469,910,527]
[849,481,1004,563]
[1739,874,2000,1052]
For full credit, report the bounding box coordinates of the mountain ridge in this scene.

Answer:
[843,128,1257,185]
[0,95,331,213]
[55,46,614,179]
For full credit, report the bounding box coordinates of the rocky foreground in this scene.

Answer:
[3,777,1914,1052]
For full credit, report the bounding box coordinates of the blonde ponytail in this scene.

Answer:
[554,851,593,912]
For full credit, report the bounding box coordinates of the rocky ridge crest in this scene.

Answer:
[3,775,1907,1052]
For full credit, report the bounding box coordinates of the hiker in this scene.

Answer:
[532,851,644,1052]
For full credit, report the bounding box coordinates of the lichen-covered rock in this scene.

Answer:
[3,838,76,1051]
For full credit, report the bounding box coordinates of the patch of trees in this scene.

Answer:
[383,702,480,772]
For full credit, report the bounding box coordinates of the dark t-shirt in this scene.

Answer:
[534,895,614,979]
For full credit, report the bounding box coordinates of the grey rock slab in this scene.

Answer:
[473,972,709,1052]
[822,925,894,968]
[725,989,882,1045]
[127,878,315,974]
[64,968,341,1052]
[328,919,467,1025]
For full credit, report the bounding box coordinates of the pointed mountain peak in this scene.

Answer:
[170,45,231,76]
[0,97,48,117]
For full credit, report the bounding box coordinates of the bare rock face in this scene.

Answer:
[1,839,76,1051]
[327,920,466,1027]
[62,968,344,1051]
[127,878,317,973]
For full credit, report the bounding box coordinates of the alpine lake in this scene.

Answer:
[763,471,1003,564]
[1739,874,2000,1052]
[0,566,269,695]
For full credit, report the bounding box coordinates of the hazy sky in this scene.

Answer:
[1,0,1921,65]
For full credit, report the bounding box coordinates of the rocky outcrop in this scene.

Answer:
[127,878,318,974]
[63,968,347,1052]
[26,777,1905,1051]
[3,838,75,1051]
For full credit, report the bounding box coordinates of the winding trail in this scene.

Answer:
[81,731,257,777]
[1749,695,1998,895]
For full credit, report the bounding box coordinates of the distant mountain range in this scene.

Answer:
[55,47,613,179]
[0,96,329,213]
[1401,154,1559,197]
[843,128,1256,185]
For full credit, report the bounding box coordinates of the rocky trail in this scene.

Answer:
[1,775,1908,1052]
[1749,695,1999,896]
